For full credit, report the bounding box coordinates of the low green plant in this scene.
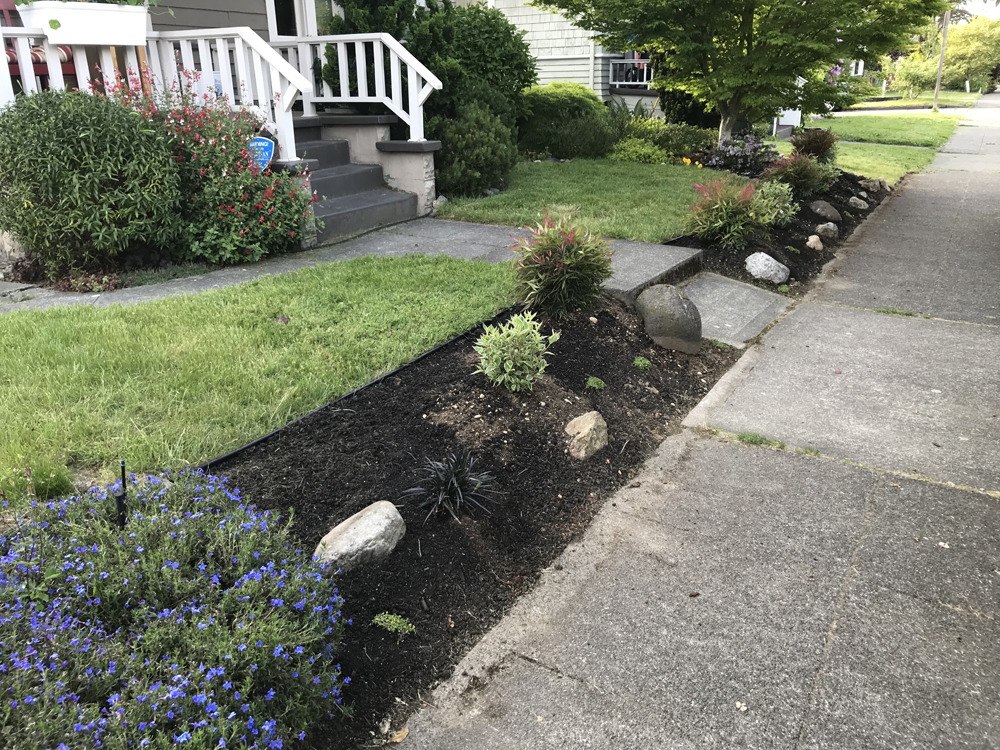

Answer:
[0,89,181,278]
[586,376,606,390]
[0,469,347,748]
[686,177,770,251]
[623,118,716,157]
[777,284,791,293]
[512,213,615,317]
[751,180,799,227]
[736,431,786,449]
[371,613,417,643]
[402,448,495,523]
[798,446,822,457]
[760,153,839,199]
[611,137,669,164]
[785,245,801,255]
[633,356,652,371]
[790,128,838,163]
[473,311,560,392]
[709,339,733,350]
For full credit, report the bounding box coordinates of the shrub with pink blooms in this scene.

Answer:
[511,212,614,318]
[686,176,771,251]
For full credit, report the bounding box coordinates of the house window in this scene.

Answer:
[273,0,298,36]
[850,60,865,77]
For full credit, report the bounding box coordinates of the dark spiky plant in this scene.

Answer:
[402,449,496,524]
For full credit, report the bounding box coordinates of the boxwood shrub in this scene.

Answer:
[519,82,613,158]
[0,89,181,278]
[0,469,348,749]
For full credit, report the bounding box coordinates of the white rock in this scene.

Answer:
[314,501,405,572]
[565,411,608,460]
[744,252,790,284]
[858,191,868,199]
[816,222,839,240]
[432,195,448,207]
[848,196,869,210]
[806,234,824,252]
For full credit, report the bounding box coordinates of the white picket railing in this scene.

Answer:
[1,26,313,162]
[610,58,653,89]
[271,33,443,141]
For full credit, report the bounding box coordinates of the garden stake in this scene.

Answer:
[114,460,127,529]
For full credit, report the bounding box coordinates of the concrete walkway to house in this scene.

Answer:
[402,97,1000,748]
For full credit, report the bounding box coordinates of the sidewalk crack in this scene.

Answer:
[516,654,605,695]
[794,474,882,748]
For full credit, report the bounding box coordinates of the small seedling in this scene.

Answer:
[736,432,785,449]
[372,613,416,643]
[709,339,733,350]
[798,447,821,457]
[402,448,495,524]
[785,245,801,255]
[633,356,651,372]
[586,376,606,390]
[777,284,791,294]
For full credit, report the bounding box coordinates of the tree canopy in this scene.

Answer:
[533,0,948,138]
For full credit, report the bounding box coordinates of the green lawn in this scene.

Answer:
[814,112,961,147]
[851,90,982,109]
[437,159,701,242]
[0,254,515,499]
[836,142,936,185]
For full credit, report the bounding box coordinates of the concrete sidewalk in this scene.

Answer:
[401,97,1000,748]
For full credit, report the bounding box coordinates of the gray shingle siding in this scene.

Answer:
[149,1,270,42]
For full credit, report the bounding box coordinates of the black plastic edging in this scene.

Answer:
[199,306,515,473]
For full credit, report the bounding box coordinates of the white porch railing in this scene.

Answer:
[1,26,313,162]
[610,58,653,89]
[270,33,443,141]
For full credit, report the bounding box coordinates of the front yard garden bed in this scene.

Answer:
[213,296,740,746]
[671,170,885,289]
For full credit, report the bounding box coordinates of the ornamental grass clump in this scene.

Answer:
[512,213,615,318]
[0,469,348,749]
[473,311,560,392]
[402,449,495,524]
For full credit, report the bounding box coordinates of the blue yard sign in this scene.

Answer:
[249,136,276,171]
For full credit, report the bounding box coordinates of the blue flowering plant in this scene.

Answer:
[0,469,349,749]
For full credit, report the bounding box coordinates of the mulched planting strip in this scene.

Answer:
[215,297,740,747]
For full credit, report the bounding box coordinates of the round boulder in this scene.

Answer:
[314,501,406,572]
[745,252,790,284]
[809,200,842,223]
[815,222,839,241]
[635,285,701,354]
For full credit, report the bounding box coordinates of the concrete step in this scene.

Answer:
[310,163,386,200]
[293,114,398,143]
[297,140,351,170]
[314,188,418,245]
[679,272,791,348]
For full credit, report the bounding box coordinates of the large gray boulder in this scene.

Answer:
[815,222,840,241]
[635,285,701,354]
[565,411,609,460]
[809,200,842,223]
[744,252,790,284]
[858,178,882,194]
[314,501,405,572]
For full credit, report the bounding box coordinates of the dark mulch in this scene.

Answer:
[214,297,740,747]
[669,171,885,293]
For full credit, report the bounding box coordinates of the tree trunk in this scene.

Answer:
[718,109,740,144]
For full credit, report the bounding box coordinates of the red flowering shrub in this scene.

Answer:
[114,73,316,264]
[686,176,770,251]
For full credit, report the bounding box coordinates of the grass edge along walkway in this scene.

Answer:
[0,253,516,500]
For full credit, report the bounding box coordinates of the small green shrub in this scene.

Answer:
[435,102,519,195]
[760,153,840,199]
[0,469,347,749]
[777,284,791,293]
[512,213,615,317]
[586,376,606,390]
[610,137,669,164]
[402,448,495,523]
[473,311,560,392]
[0,89,181,278]
[633,356,652,371]
[686,177,770,251]
[372,613,416,642]
[519,81,610,158]
[752,180,799,227]
[548,112,619,158]
[790,128,838,163]
[624,118,717,156]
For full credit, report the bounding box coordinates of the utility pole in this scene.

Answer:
[932,7,952,111]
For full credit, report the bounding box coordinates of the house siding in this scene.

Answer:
[150,1,270,42]
[492,0,620,99]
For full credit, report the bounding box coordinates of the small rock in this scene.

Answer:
[635,285,701,355]
[588,316,598,324]
[879,178,891,192]
[858,191,868,199]
[432,195,448,207]
[483,187,500,196]
[809,200,842,223]
[314,501,405,572]
[815,222,839,241]
[848,196,869,210]
[806,235,824,252]
[744,252,789,284]
[565,411,609,460]
[858,178,882,194]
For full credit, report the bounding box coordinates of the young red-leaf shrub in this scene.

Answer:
[760,152,840,199]
[0,469,348,748]
[113,73,317,265]
[512,212,615,317]
[686,176,771,251]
